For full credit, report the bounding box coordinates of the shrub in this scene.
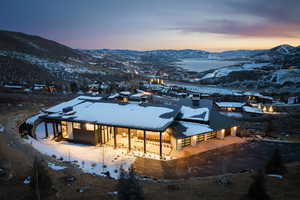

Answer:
[117,167,144,200]
[265,148,287,175]
[247,171,270,200]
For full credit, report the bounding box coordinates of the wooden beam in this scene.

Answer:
[56,122,59,136]
[94,123,97,145]
[159,131,162,159]
[128,128,131,152]
[44,122,48,137]
[143,130,146,154]
[99,125,102,144]
[113,127,117,149]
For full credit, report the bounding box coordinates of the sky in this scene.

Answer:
[1,0,300,51]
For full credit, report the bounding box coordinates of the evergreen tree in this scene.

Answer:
[70,82,78,93]
[265,119,273,137]
[265,148,287,175]
[247,171,270,200]
[117,167,144,200]
[30,158,53,200]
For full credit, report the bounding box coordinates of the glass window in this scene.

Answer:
[86,123,94,131]
[73,122,81,129]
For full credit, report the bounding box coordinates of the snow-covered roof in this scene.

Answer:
[78,96,102,101]
[108,93,120,99]
[242,106,263,114]
[120,91,131,96]
[215,102,246,108]
[46,96,102,113]
[130,93,145,98]
[4,85,23,89]
[43,100,180,131]
[180,106,209,121]
[243,91,273,100]
[171,121,213,138]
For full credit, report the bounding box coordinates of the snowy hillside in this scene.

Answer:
[201,63,270,79]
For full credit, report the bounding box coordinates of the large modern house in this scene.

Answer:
[37,96,239,159]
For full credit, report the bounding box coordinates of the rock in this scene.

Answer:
[216,176,232,185]
[102,171,111,178]
[77,186,89,193]
[107,191,118,195]
[0,168,7,177]
[23,176,31,184]
[64,176,76,184]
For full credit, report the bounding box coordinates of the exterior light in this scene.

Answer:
[269,106,274,113]
[263,106,267,112]
[258,104,262,109]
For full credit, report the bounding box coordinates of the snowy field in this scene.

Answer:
[175,58,243,72]
[24,122,136,179]
[201,63,269,80]
[168,83,242,95]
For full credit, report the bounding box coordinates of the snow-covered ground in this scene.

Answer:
[201,63,269,80]
[170,83,241,95]
[48,162,67,171]
[25,122,136,179]
[271,69,300,85]
[0,124,4,133]
[0,50,105,75]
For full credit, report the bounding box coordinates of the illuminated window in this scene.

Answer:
[61,121,67,125]
[73,122,81,129]
[86,123,95,131]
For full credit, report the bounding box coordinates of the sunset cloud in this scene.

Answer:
[0,0,299,50]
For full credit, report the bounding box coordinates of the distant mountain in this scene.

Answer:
[0,30,85,60]
[91,45,300,62]
[270,44,294,54]
[0,30,107,86]
[87,49,209,59]
[1,29,299,93]
[197,45,300,93]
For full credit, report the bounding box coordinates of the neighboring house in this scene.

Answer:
[214,102,246,112]
[36,96,240,159]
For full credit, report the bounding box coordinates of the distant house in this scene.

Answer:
[215,102,246,112]
[148,75,165,85]
[36,96,240,159]
[2,84,24,92]
[244,92,273,104]
[288,96,299,104]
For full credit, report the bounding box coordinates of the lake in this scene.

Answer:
[175,58,242,72]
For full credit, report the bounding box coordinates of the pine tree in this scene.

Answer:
[70,82,78,93]
[265,119,273,137]
[30,158,53,200]
[265,148,287,175]
[117,167,144,200]
[247,171,270,200]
